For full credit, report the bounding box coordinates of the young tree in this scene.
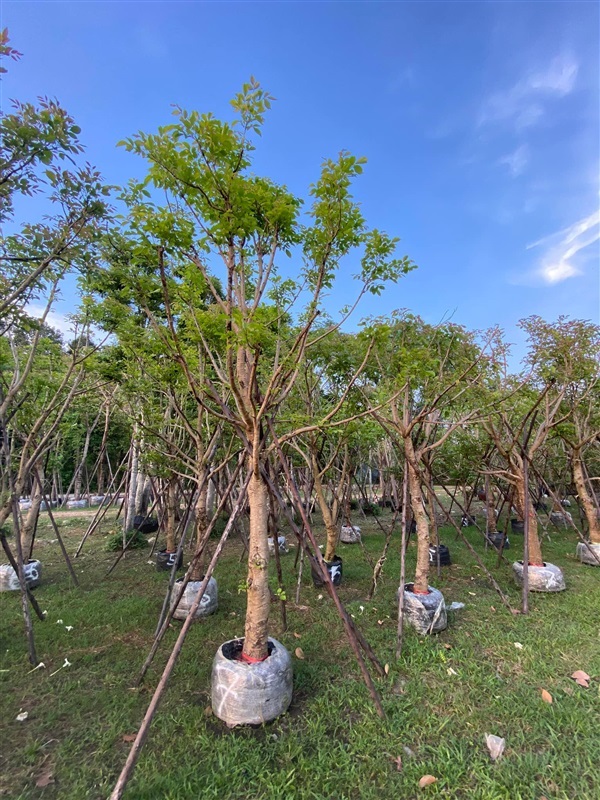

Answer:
[97,79,413,662]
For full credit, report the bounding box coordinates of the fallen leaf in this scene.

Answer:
[490,606,496,612]
[443,643,452,650]
[203,706,213,717]
[485,733,505,761]
[295,647,305,660]
[392,754,402,771]
[377,619,384,625]
[541,689,553,704]
[35,768,54,788]
[447,667,457,676]
[571,670,590,688]
[384,663,390,675]
[293,632,301,639]
[122,733,137,742]
[403,745,416,758]
[514,642,523,650]
[15,711,28,722]
[468,591,477,596]
[419,775,437,788]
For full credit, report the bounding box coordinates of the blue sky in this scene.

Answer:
[3,1,599,362]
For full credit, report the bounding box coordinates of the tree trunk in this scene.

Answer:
[485,475,496,533]
[125,438,139,532]
[573,450,600,544]
[312,455,338,562]
[165,478,178,552]
[242,471,270,662]
[190,473,208,581]
[514,470,543,565]
[21,463,44,559]
[406,440,430,594]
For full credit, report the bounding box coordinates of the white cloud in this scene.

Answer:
[479,54,579,130]
[25,304,76,337]
[527,209,600,284]
[499,144,530,177]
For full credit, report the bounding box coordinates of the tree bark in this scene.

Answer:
[242,471,270,662]
[165,478,178,552]
[514,469,543,565]
[572,450,600,544]
[406,439,430,594]
[21,462,44,559]
[190,472,208,581]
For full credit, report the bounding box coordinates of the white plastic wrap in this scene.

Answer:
[170,577,218,620]
[398,585,447,635]
[549,511,572,528]
[0,560,42,592]
[576,542,600,566]
[268,536,289,555]
[340,525,361,544]
[211,637,293,726]
[512,561,566,592]
[66,499,88,509]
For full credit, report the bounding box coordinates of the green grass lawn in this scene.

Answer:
[1,506,599,799]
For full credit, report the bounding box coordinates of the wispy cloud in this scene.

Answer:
[499,144,530,177]
[25,304,76,337]
[479,54,579,130]
[526,210,600,284]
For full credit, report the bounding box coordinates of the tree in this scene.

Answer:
[96,79,413,662]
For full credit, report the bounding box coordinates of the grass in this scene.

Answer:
[1,502,599,799]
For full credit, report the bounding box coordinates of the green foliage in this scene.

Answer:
[105,527,148,552]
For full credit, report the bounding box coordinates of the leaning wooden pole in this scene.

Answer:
[109,474,251,800]
[268,423,386,718]
[522,454,530,615]
[138,457,245,684]
[11,496,38,665]
[36,478,79,587]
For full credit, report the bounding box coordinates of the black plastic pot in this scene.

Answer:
[534,501,548,512]
[461,514,476,527]
[486,532,510,550]
[156,548,183,572]
[511,519,524,534]
[428,544,451,566]
[132,515,159,534]
[310,555,343,587]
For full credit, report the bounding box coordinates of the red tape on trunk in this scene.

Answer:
[240,651,268,664]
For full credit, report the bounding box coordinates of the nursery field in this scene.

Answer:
[1,507,599,800]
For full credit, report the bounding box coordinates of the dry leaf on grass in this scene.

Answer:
[514,642,523,650]
[294,647,305,660]
[571,670,590,688]
[419,775,437,788]
[485,733,505,761]
[540,689,553,704]
[293,632,301,639]
[384,663,390,675]
[35,768,54,788]
[391,755,402,771]
[121,733,137,742]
